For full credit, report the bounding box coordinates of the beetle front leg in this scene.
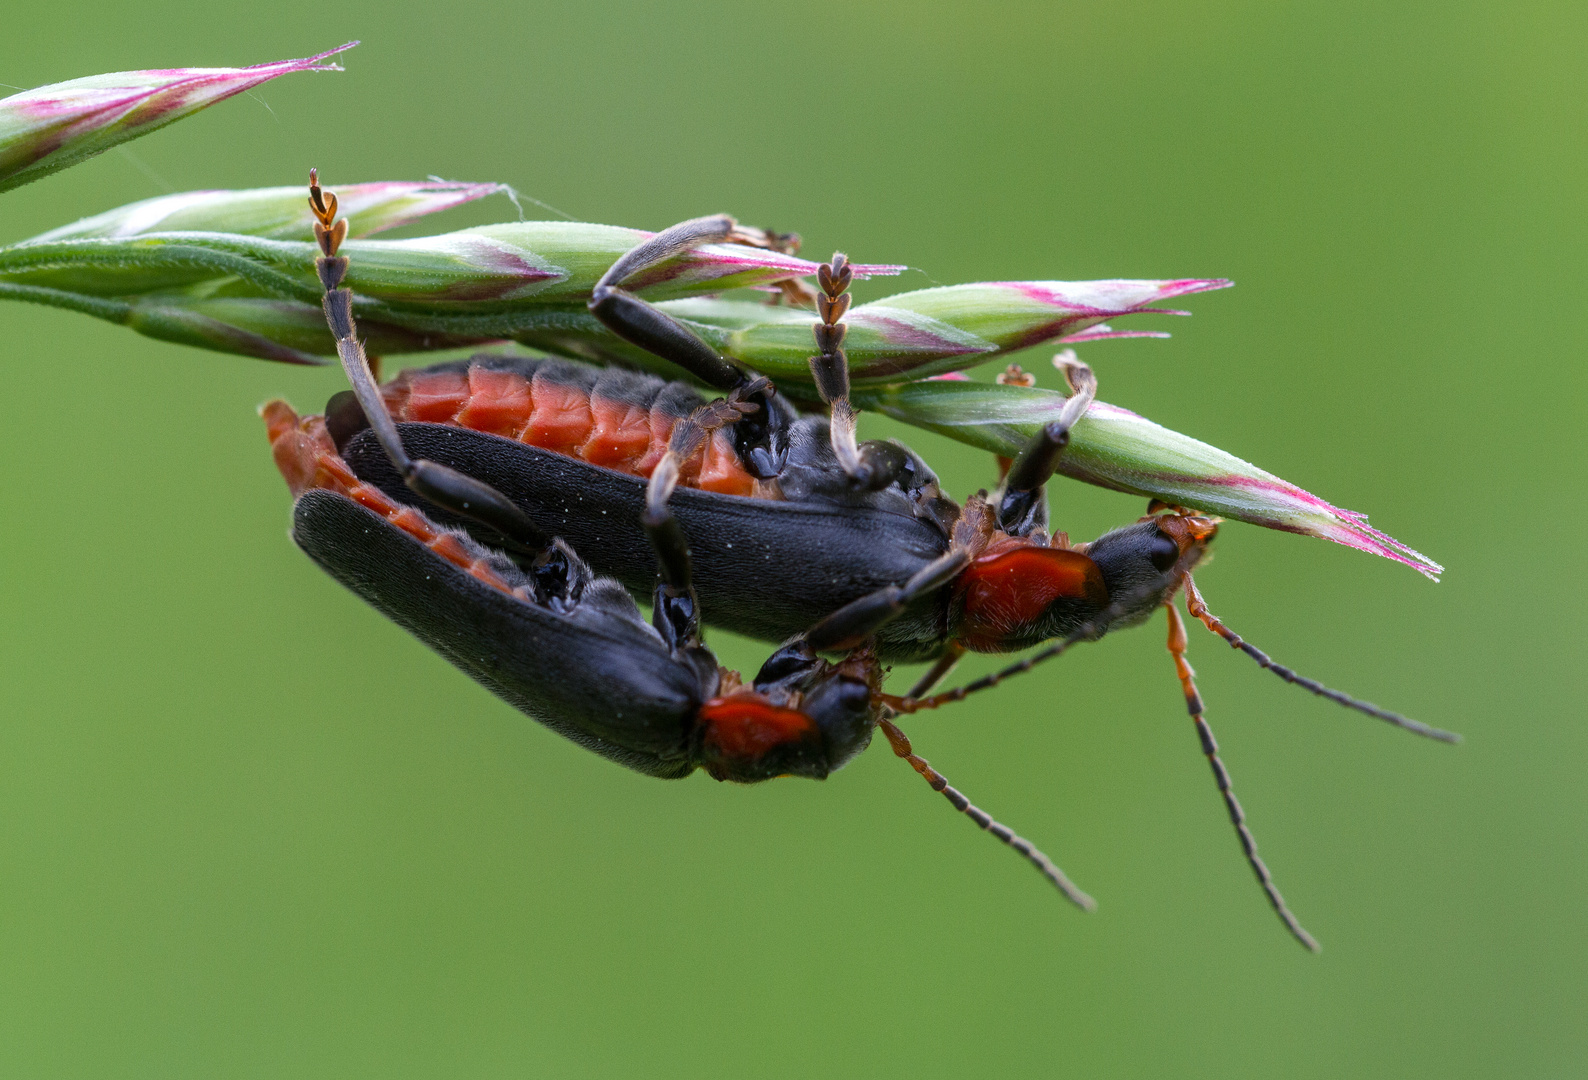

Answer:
[994,353,1098,536]
[801,548,971,654]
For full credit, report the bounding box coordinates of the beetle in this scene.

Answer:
[299,174,1456,948]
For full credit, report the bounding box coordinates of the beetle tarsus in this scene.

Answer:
[808,253,865,482]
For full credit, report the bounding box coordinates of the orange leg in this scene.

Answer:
[1166,603,1320,951]
[903,642,966,699]
[878,718,1095,912]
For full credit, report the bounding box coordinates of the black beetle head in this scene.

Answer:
[1082,513,1219,632]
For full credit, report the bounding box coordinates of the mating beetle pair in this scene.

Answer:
[266,173,1456,950]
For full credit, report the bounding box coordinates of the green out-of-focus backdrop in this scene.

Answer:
[1,3,1582,1077]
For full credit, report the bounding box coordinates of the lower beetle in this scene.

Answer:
[262,392,1129,912]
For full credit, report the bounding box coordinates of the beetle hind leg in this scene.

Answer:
[586,215,793,478]
[309,178,553,560]
[589,215,750,392]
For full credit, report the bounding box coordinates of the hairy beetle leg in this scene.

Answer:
[587,215,792,478]
[312,170,553,556]
[993,353,1098,536]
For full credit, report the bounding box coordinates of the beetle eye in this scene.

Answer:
[1148,530,1180,573]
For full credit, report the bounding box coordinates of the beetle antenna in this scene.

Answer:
[877,717,1095,912]
[1181,574,1459,743]
[1166,605,1320,950]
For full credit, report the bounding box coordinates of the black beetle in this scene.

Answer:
[262,394,1100,910]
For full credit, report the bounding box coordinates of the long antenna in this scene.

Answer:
[1166,604,1319,951]
[1182,574,1459,743]
[878,718,1095,912]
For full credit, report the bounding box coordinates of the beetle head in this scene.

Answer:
[695,644,883,782]
[1080,510,1220,633]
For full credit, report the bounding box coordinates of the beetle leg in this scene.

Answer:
[310,171,554,557]
[642,451,700,652]
[588,215,791,477]
[878,718,1095,911]
[321,268,553,557]
[994,353,1097,536]
[1165,603,1321,951]
[808,252,860,471]
[801,549,971,653]
[806,253,918,492]
[904,642,967,699]
[589,214,750,391]
[640,382,772,650]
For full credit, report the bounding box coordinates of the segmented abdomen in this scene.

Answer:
[264,399,527,599]
[381,355,757,497]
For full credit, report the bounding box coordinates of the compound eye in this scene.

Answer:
[1148,530,1180,573]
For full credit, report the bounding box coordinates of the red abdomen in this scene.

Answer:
[381,356,757,497]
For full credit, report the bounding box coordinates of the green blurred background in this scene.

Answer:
[1,2,1582,1076]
